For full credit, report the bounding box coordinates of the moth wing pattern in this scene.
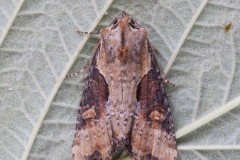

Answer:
[130,41,177,160]
[72,11,177,160]
[72,43,113,160]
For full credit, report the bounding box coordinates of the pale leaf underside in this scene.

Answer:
[0,0,240,160]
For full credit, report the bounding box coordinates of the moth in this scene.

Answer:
[72,11,177,160]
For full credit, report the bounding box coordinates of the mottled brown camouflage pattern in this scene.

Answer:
[72,12,177,160]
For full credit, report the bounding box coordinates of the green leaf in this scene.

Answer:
[1,0,240,160]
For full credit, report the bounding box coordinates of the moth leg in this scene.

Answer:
[76,30,100,35]
[66,43,101,78]
[161,73,175,87]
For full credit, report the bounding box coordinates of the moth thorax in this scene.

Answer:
[117,46,128,64]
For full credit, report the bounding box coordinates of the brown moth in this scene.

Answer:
[72,11,177,160]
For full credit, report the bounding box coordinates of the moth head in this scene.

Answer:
[109,11,140,30]
[100,11,147,65]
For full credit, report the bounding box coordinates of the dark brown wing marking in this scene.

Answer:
[72,43,113,160]
[130,41,177,160]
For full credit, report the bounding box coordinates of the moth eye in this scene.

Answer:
[129,19,139,29]
[111,19,118,29]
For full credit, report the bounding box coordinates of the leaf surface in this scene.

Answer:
[0,0,240,160]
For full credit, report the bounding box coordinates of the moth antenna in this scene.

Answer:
[76,30,100,35]
[161,73,176,87]
[65,69,84,78]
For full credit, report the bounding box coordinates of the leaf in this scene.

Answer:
[0,0,240,160]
